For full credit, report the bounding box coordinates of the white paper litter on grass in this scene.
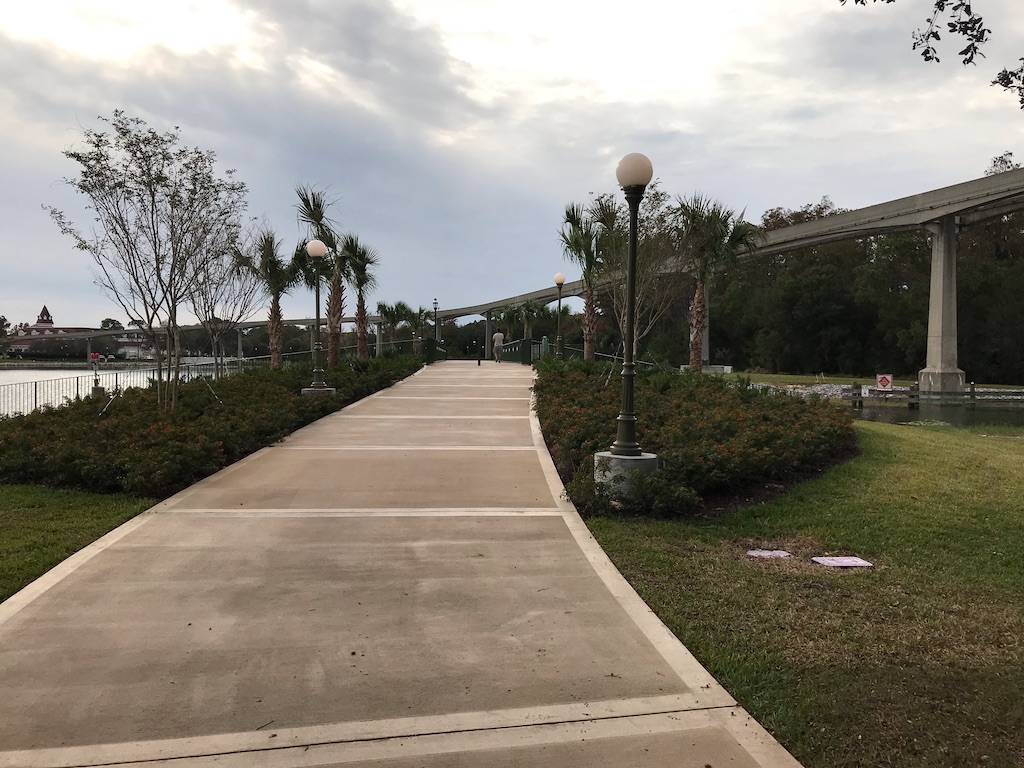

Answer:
[812,556,873,568]
[747,550,793,559]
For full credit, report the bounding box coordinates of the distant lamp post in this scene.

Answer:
[595,153,658,491]
[433,298,439,342]
[301,238,335,396]
[554,273,566,359]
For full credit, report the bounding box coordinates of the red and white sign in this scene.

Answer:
[875,374,893,391]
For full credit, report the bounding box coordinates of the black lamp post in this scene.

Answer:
[554,272,565,358]
[301,238,334,395]
[433,298,439,342]
[609,153,653,457]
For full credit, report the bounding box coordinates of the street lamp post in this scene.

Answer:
[554,273,565,359]
[595,153,658,492]
[433,298,439,341]
[301,238,335,396]
[610,153,653,455]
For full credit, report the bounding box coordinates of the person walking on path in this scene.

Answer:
[492,330,504,362]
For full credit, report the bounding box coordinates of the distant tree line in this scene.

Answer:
[555,154,1021,384]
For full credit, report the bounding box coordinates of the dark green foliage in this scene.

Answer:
[0,358,420,499]
[533,359,856,517]
[704,193,1024,383]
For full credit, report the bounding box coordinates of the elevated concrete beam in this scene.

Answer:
[757,168,1024,258]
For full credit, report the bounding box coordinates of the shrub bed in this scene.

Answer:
[0,357,420,499]
[533,360,857,516]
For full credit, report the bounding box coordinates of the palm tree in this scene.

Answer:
[672,194,764,373]
[409,305,431,355]
[519,299,542,339]
[499,303,524,340]
[295,186,348,365]
[235,228,300,369]
[559,203,602,361]
[375,300,412,345]
[342,234,379,359]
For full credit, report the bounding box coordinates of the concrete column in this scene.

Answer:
[375,322,383,357]
[485,310,493,359]
[919,215,965,393]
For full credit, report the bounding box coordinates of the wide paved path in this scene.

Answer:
[0,360,801,767]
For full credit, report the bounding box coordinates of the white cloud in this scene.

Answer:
[0,0,1022,330]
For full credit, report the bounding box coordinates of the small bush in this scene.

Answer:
[533,360,857,517]
[0,357,421,499]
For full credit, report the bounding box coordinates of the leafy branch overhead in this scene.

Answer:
[842,0,1024,107]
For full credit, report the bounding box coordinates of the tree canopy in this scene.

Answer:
[842,0,1024,107]
[47,110,247,408]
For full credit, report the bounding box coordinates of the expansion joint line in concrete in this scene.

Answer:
[278,445,541,451]
[375,396,532,401]
[339,415,530,420]
[159,508,564,517]
[0,700,746,768]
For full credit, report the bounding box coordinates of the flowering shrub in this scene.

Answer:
[533,360,857,517]
[0,358,420,498]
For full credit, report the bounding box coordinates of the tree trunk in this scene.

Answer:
[583,287,597,362]
[169,324,181,411]
[327,275,343,366]
[269,296,284,369]
[688,281,707,373]
[356,294,369,359]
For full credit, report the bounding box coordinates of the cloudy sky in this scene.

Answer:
[2,0,1022,329]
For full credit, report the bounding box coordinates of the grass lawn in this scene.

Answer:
[730,372,919,388]
[731,372,1024,390]
[0,485,153,604]
[586,420,1024,767]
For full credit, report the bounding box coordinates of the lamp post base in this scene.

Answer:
[594,450,659,497]
[301,386,336,396]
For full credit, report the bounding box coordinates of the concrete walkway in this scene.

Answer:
[0,360,802,768]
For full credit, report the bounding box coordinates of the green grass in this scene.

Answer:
[0,485,154,604]
[586,421,1024,767]
[731,372,919,387]
[733,371,1024,390]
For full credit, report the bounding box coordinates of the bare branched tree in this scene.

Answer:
[47,111,247,410]
[591,183,687,358]
[188,234,263,377]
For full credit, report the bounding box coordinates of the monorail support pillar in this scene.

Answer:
[485,310,493,360]
[919,215,965,394]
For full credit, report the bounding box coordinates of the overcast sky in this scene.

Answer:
[2,0,1022,329]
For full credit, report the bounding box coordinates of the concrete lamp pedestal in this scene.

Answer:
[594,451,659,497]
[301,386,336,396]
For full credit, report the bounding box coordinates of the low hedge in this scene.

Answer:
[533,360,857,516]
[0,357,420,499]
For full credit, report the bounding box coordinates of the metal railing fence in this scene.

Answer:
[0,361,247,417]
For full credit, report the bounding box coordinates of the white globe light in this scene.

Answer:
[616,153,654,188]
[554,272,566,286]
[306,239,328,259]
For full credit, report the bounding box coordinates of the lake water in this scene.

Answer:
[0,361,219,416]
[0,368,90,386]
[854,402,1024,428]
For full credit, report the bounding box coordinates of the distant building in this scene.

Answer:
[114,330,154,360]
[7,307,154,360]
[8,306,96,353]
